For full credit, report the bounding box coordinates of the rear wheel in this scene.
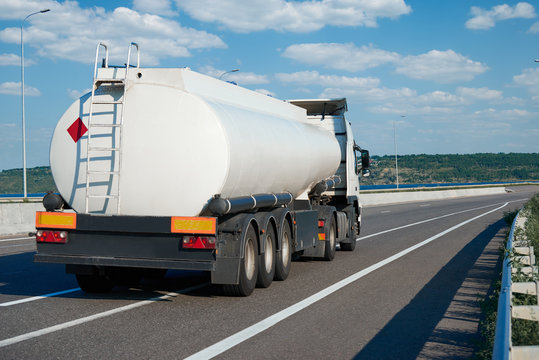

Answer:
[223,224,258,296]
[323,216,336,261]
[274,221,292,281]
[76,273,114,293]
[257,224,275,288]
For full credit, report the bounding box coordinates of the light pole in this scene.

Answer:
[218,69,239,80]
[21,8,50,198]
[394,115,405,190]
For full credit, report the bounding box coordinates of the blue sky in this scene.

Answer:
[0,0,538,171]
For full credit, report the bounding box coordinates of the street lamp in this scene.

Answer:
[21,8,50,198]
[218,69,239,80]
[394,115,405,190]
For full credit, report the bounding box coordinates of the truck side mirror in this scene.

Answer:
[361,150,370,169]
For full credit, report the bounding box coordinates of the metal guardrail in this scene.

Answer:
[493,210,539,360]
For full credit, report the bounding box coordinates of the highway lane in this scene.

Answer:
[0,186,537,359]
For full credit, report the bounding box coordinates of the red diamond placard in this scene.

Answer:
[67,117,88,143]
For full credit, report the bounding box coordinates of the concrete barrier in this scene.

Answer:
[0,187,507,236]
[0,202,43,235]
[360,187,507,206]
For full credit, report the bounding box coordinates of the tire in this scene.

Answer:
[274,220,292,281]
[257,224,276,288]
[323,216,336,261]
[341,218,358,251]
[340,239,356,251]
[223,224,258,296]
[76,273,114,293]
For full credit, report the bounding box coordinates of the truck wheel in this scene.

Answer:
[274,221,292,281]
[323,216,336,261]
[257,224,276,288]
[223,224,258,296]
[76,273,114,293]
[340,239,356,251]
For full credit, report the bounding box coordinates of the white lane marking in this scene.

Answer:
[419,204,431,207]
[0,288,81,307]
[380,210,391,213]
[357,199,523,242]
[0,244,34,249]
[0,283,208,348]
[185,202,508,360]
[0,237,34,243]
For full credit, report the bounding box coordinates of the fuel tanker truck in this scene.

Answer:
[34,43,370,296]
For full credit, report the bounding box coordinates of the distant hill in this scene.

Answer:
[0,153,538,194]
[0,166,56,194]
[361,153,539,185]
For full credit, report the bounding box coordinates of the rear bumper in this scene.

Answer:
[34,253,215,271]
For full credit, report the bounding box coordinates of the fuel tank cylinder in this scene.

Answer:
[50,68,340,216]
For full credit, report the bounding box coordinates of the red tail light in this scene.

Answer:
[318,220,325,227]
[182,236,216,249]
[36,230,68,244]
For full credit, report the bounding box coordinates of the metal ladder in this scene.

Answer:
[85,42,139,214]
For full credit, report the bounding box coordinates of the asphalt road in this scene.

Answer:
[0,186,537,359]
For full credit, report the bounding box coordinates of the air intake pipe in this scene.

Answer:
[209,192,293,216]
[309,176,341,197]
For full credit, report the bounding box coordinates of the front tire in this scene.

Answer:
[223,224,258,296]
[257,224,276,288]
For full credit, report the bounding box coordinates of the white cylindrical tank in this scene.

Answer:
[50,68,340,216]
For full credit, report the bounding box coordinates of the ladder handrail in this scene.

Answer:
[126,42,139,70]
[93,42,108,79]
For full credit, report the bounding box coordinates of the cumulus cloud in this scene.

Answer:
[133,0,178,16]
[529,21,539,33]
[0,81,40,96]
[282,43,400,72]
[275,71,380,88]
[394,50,488,83]
[513,67,539,95]
[466,2,536,30]
[199,65,269,85]
[174,0,412,33]
[0,53,36,66]
[0,0,225,65]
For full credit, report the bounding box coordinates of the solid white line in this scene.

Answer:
[357,200,521,242]
[0,283,208,348]
[0,288,81,307]
[0,237,33,243]
[185,202,508,360]
[0,244,34,249]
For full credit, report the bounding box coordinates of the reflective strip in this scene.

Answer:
[171,217,217,235]
[35,212,77,229]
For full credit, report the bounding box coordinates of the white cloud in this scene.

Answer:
[276,71,380,88]
[282,43,400,72]
[455,87,503,102]
[0,53,36,66]
[394,50,488,83]
[529,21,539,33]
[174,0,412,33]
[513,67,539,95]
[199,65,269,85]
[466,2,536,30]
[133,0,178,16]
[0,1,226,66]
[0,81,40,96]
[67,88,91,99]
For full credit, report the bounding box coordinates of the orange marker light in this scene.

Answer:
[36,212,77,229]
[171,216,217,235]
